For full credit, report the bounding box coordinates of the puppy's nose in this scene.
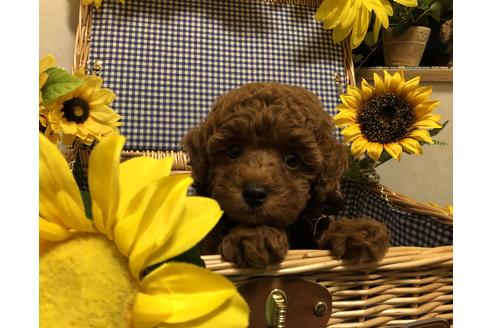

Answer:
[242,183,268,207]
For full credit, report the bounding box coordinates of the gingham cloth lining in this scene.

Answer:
[338,180,452,246]
[88,0,452,247]
[89,0,346,150]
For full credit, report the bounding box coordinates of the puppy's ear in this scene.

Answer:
[182,125,210,195]
[309,122,349,215]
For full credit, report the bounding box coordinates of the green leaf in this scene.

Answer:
[353,54,364,64]
[80,190,93,219]
[428,1,442,21]
[429,120,449,137]
[41,67,84,105]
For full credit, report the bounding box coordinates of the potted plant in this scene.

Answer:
[382,0,452,66]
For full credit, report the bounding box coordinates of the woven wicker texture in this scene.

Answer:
[203,246,453,327]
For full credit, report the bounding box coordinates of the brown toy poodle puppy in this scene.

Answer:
[183,82,389,268]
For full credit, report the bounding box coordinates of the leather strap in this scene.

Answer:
[237,277,332,328]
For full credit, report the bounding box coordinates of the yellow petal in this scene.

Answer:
[384,143,403,160]
[394,0,418,7]
[89,104,121,123]
[414,100,440,119]
[133,293,173,328]
[88,135,125,238]
[40,54,56,73]
[373,73,385,94]
[334,110,357,125]
[39,217,74,241]
[399,76,421,98]
[350,8,370,49]
[332,23,353,44]
[119,175,193,277]
[360,78,375,102]
[39,134,93,233]
[145,196,223,269]
[114,173,186,258]
[366,142,384,161]
[315,0,349,26]
[350,136,369,156]
[414,118,442,129]
[399,138,423,155]
[373,16,382,43]
[340,94,360,109]
[138,263,247,326]
[407,129,433,144]
[388,70,404,94]
[409,86,433,106]
[341,124,362,142]
[89,88,116,106]
[346,85,363,102]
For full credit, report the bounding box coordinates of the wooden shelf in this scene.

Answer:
[355,66,453,82]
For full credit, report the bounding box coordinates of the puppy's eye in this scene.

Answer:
[285,153,302,168]
[226,145,242,159]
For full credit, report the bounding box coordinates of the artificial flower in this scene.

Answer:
[334,70,441,161]
[315,0,418,49]
[39,54,59,143]
[83,0,124,9]
[45,71,122,145]
[40,133,249,328]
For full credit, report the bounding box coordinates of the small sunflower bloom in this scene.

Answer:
[334,70,442,161]
[45,72,122,145]
[39,134,249,328]
[315,0,418,49]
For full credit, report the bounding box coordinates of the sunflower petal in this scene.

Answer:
[360,78,375,101]
[315,0,348,26]
[350,136,369,156]
[132,293,173,328]
[399,76,421,98]
[414,100,440,119]
[393,0,418,7]
[39,134,93,233]
[373,73,385,94]
[88,135,125,238]
[145,196,223,269]
[334,110,357,125]
[414,117,442,129]
[366,142,384,161]
[340,94,360,109]
[350,7,370,49]
[407,129,433,144]
[138,263,247,327]
[40,54,56,74]
[341,124,362,142]
[332,23,353,44]
[384,143,403,160]
[389,71,404,93]
[39,218,74,241]
[123,175,193,277]
[399,138,423,155]
[409,86,433,106]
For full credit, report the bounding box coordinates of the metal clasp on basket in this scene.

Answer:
[265,289,287,328]
[91,59,103,76]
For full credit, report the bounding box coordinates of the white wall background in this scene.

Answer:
[39,0,453,206]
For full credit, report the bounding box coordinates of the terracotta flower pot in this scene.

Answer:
[382,26,431,66]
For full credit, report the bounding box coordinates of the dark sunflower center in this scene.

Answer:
[62,97,90,124]
[357,93,415,144]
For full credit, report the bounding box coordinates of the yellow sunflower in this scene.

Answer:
[83,0,124,9]
[315,0,418,49]
[40,134,249,328]
[45,72,122,145]
[334,70,441,161]
[39,54,59,144]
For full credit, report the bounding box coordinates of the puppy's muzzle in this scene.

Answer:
[242,183,268,208]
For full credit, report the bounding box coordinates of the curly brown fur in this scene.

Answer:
[220,225,289,269]
[318,218,390,263]
[183,82,353,268]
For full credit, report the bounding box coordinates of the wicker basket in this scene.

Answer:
[73,0,453,326]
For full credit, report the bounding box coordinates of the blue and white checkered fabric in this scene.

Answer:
[338,180,452,246]
[89,0,346,151]
[88,0,452,247]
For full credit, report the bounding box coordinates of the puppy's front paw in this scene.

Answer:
[220,225,289,269]
[318,218,390,263]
